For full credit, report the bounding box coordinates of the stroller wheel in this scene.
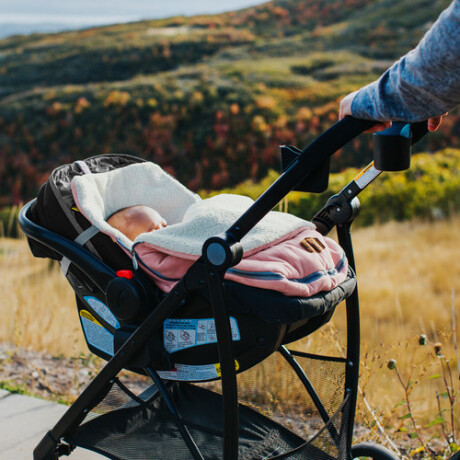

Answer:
[351,442,399,460]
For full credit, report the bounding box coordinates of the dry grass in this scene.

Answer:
[1,218,458,358]
[0,216,459,454]
[0,239,84,356]
[345,217,459,425]
[323,216,460,455]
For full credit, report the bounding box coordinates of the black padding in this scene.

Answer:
[27,153,145,269]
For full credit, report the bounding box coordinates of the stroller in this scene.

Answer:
[18,117,433,460]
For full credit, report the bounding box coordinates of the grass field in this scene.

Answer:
[0,215,459,456]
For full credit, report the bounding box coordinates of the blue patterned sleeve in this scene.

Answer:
[351,0,460,122]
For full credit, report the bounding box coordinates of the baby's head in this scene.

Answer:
[107,205,167,241]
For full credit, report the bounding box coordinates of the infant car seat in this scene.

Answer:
[25,154,356,380]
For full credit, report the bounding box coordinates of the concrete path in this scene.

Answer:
[0,389,101,459]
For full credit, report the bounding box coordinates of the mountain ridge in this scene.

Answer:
[0,0,457,204]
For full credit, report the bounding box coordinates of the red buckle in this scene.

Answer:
[116,270,134,279]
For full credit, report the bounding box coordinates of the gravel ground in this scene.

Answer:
[0,343,148,402]
[0,343,387,440]
[2,342,455,459]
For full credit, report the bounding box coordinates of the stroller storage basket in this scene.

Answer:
[67,356,351,460]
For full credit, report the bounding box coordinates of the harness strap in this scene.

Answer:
[61,225,100,276]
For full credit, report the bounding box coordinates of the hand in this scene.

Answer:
[339,91,391,133]
[427,113,447,132]
[339,91,358,120]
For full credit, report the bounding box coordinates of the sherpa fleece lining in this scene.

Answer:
[71,162,315,255]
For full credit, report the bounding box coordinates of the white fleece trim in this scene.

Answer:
[72,162,315,254]
[71,162,201,249]
[138,194,314,255]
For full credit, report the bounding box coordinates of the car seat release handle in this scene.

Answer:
[373,121,429,171]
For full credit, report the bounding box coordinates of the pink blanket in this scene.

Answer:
[134,227,347,298]
[70,164,348,298]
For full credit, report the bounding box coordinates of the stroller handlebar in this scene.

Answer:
[409,120,429,145]
[232,116,377,235]
[203,116,430,270]
[299,116,377,156]
[225,117,375,240]
[202,116,377,269]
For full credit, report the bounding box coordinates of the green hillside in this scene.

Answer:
[205,148,460,226]
[2,148,459,237]
[0,0,457,205]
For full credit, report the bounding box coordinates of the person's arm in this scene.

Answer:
[340,0,460,129]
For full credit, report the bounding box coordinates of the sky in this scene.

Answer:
[0,0,268,37]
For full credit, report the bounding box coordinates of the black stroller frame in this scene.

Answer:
[19,117,429,460]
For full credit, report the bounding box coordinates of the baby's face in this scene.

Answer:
[130,206,166,237]
[108,205,167,241]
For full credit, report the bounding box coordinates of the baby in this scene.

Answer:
[107,205,167,241]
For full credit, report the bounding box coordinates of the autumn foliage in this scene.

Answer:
[0,0,458,206]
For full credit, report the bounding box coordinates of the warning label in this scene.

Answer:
[158,360,240,382]
[158,363,219,381]
[163,317,240,353]
[80,309,101,326]
[83,296,120,329]
[80,309,114,356]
